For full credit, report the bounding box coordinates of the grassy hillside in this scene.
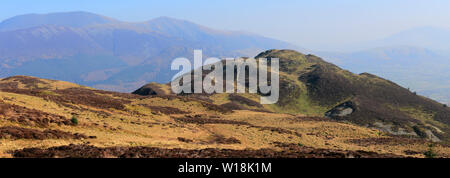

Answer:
[255,50,450,142]
[1,76,448,158]
[136,49,450,144]
[318,46,450,105]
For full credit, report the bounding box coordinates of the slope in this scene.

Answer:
[135,49,450,143]
[1,76,448,157]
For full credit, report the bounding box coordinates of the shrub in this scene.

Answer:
[297,143,304,147]
[412,126,427,138]
[424,144,437,158]
[444,104,447,108]
[71,116,79,125]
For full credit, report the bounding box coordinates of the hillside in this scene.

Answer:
[261,50,449,143]
[318,46,450,105]
[135,49,450,144]
[0,11,299,92]
[0,75,448,158]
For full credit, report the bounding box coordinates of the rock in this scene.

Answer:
[325,101,355,117]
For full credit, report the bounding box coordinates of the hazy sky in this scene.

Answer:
[1,0,450,51]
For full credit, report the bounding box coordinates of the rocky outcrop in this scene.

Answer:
[325,101,355,118]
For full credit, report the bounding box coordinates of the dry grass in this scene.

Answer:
[0,76,449,158]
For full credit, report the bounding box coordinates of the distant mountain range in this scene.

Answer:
[367,27,450,51]
[0,11,299,91]
[329,26,450,52]
[317,27,450,104]
[318,46,450,104]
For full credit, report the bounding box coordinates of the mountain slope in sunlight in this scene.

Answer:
[318,46,450,104]
[1,75,448,158]
[136,49,450,143]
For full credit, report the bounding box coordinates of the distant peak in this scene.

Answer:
[0,11,118,31]
[152,16,177,20]
[4,11,110,21]
[256,49,305,58]
[147,16,195,24]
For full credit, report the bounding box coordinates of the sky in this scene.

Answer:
[1,0,450,51]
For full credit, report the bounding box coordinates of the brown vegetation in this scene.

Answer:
[0,74,449,158]
[0,102,72,127]
[0,126,92,140]
[142,105,190,115]
[12,144,403,158]
[173,114,250,125]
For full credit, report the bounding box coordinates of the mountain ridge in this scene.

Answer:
[0,11,119,31]
[0,11,300,92]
